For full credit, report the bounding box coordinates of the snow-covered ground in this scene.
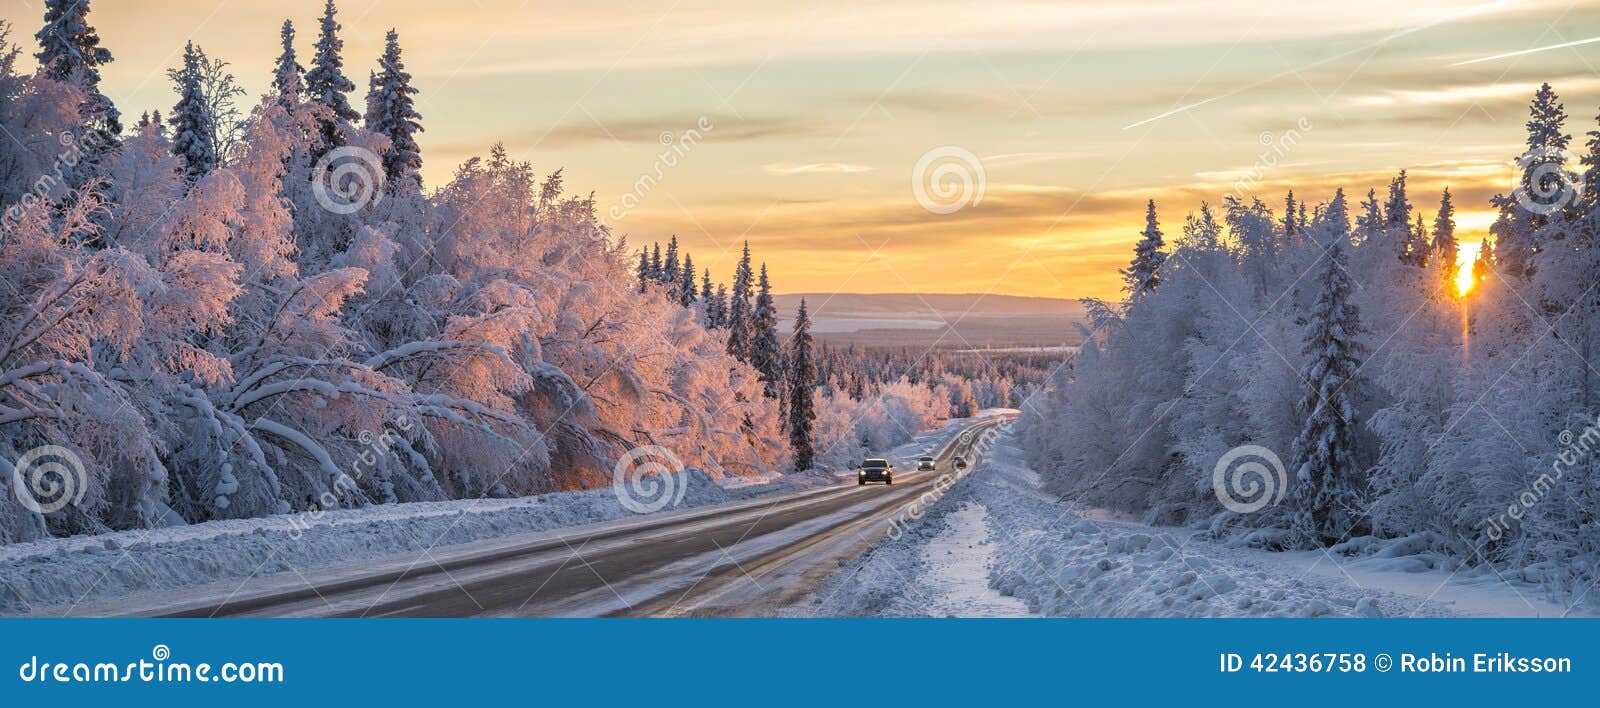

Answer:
[0,416,999,616]
[810,426,1586,618]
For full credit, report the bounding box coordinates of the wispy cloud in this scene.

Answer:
[764,162,875,176]
[1344,76,1600,109]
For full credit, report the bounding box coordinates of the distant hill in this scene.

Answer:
[772,293,1086,349]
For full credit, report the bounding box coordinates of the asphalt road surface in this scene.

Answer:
[133,418,1005,618]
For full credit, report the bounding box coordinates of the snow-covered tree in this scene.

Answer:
[1432,188,1458,281]
[1122,199,1166,295]
[364,29,422,186]
[34,0,119,145]
[679,253,696,307]
[750,263,782,398]
[271,20,304,109]
[305,0,358,148]
[662,235,680,295]
[787,298,816,471]
[726,241,754,359]
[1288,241,1366,547]
[168,42,217,182]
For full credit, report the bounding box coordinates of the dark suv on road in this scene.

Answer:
[857,458,893,485]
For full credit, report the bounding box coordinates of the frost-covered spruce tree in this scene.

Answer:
[679,254,697,307]
[1385,171,1428,267]
[1492,84,1572,280]
[35,0,120,144]
[636,248,651,292]
[663,235,680,292]
[787,298,817,471]
[1288,239,1367,547]
[271,20,304,108]
[1122,199,1166,296]
[750,263,782,398]
[1283,191,1298,238]
[305,0,358,147]
[712,282,729,329]
[649,242,662,280]
[727,241,754,359]
[365,29,422,185]
[168,42,217,182]
[1432,188,1458,280]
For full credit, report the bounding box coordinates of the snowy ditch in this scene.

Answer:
[806,426,1561,618]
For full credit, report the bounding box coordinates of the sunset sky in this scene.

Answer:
[9,0,1600,300]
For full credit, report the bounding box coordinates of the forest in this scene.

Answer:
[1020,81,1600,599]
[0,1,1024,544]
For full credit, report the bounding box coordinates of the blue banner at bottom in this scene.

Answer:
[3,619,1594,705]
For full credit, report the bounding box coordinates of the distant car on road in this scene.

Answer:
[953,455,967,470]
[858,458,894,485]
[916,456,936,471]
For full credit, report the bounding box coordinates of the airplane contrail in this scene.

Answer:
[1451,35,1600,66]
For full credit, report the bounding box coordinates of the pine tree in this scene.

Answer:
[750,264,782,398]
[272,20,305,109]
[35,0,121,143]
[726,241,755,359]
[649,243,662,281]
[679,254,697,307]
[663,235,680,291]
[1355,188,1383,245]
[1289,240,1367,547]
[1385,171,1428,266]
[365,29,423,185]
[305,0,358,147]
[636,250,651,293]
[1122,199,1166,296]
[1494,84,1572,279]
[1433,188,1458,282]
[1283,191,1298,238]
[1410,214,1429,268]
[168,42,217,182]
[787,298,817,471]
[700,270,714,316]
[712,283,729,329]
[1473,237,1494,288]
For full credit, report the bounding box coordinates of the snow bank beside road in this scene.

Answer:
[812,426,1463,618]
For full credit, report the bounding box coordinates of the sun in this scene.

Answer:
[1455,241,1480,296]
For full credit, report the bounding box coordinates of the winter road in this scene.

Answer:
[127,419,1005,617]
